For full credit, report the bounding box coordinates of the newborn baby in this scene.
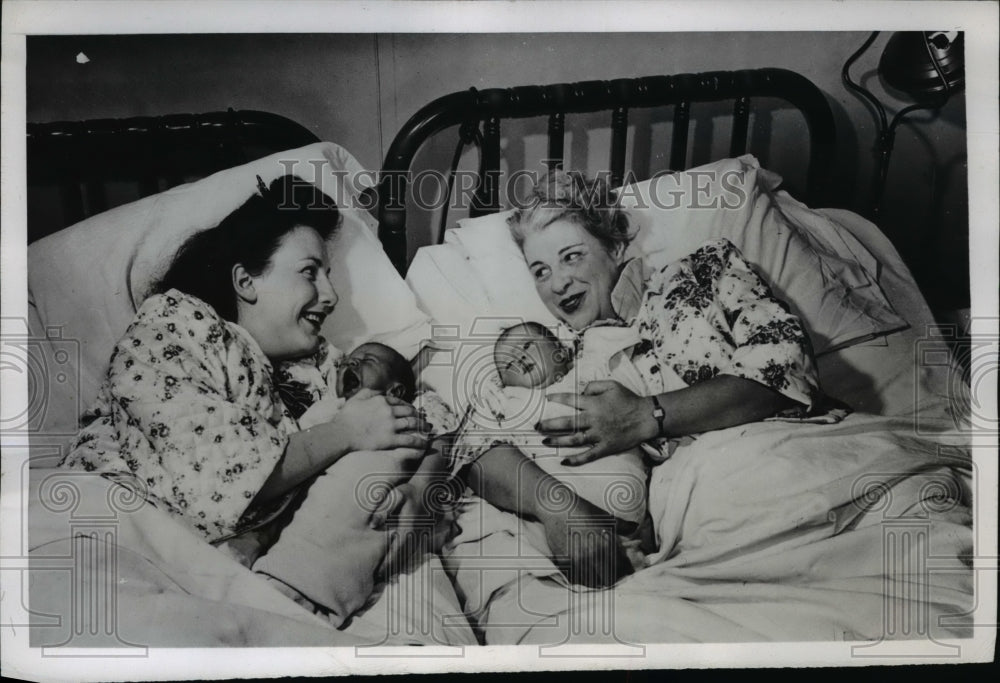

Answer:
[490,322,653,567]
[297,342,454,435]
[336,341,415,401]
[493,321,573,390]
[251,341,459,625]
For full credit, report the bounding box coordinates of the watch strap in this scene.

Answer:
[650,395,666,438]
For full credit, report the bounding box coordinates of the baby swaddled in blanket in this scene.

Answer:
[247,342,460,626]
[478,321,694,569]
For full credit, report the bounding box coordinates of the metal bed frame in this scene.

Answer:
[375,68,836,273]
[26,68,837,276]
[26,109,320,242]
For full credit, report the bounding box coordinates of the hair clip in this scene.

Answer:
[255,174,269,197]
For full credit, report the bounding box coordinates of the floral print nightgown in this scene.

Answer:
[59,289,458,543]
[58,289,340,542]
[452,237,840,468]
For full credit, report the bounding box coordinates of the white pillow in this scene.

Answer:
[432,155,907,356]
[28,142,431,447]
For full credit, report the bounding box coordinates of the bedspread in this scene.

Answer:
[27,467,477,648]
[443,412,974,645]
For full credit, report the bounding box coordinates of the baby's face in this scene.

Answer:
[495,331,571,388]
[336,343,403,399]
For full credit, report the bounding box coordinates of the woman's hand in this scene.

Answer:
[540,380,658,465]
[537,489,634,588]
[368,472,461,580]
[367,446,458,530]
[297,394,344,431]
[257,393,428,504]
[333,388,430,453]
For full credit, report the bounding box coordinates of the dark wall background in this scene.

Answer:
[26,32,969,309]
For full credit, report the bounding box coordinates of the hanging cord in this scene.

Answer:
[842,32,887,133]
[842,31,957,217]
[437,106,484,244]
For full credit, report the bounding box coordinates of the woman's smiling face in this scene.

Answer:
[237,225,338,361]
[522,218,624,330]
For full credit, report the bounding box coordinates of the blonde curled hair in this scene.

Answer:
[508,171,634,254]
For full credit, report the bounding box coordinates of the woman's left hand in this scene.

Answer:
[368,479,460,579]
[540,380,658,465]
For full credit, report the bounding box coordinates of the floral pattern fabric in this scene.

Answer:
[451,237,834,468]
[625,237,821,410]
[60,290,314,542]
[58,285,462,545]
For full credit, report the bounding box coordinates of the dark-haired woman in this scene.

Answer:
[59,176,427,542]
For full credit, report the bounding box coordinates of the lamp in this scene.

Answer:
[842,31,965,218]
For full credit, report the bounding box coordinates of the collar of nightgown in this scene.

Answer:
[609,257,650,322]
[557,257,649,342]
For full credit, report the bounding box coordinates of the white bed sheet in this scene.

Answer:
[28,468,477,648]
[406,205,974,645]
[441,412,972,646]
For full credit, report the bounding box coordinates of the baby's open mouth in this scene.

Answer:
[340,366,360,398]
[559,292,585,315]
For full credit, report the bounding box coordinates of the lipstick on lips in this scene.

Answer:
[559,291,585,315]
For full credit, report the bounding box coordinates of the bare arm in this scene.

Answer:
[253,422,354,503]
[464,444,568,521]
[657,375,795,438]
[544,375,796,465]
[366,438,455,529]
[465,443,633,587]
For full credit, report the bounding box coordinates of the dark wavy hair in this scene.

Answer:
[155,175,341,322]
[508,171,634,255]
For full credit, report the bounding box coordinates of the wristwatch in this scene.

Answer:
[650,396,666,438]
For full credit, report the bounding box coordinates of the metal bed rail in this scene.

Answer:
[376,68,837,274]
[27,109,320,242]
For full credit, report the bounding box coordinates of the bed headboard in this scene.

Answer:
[26,69,837,274]
[26,109,320,243]
[375,68,837,274]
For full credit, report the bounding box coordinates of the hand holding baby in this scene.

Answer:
[336,388,430,453]
[297,393,345,431]
[543,380,659,465]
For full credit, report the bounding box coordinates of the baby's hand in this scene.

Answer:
[298,394,346,431]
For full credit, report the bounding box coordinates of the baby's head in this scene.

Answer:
[494,322,573,389]
[336,342,416,401]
